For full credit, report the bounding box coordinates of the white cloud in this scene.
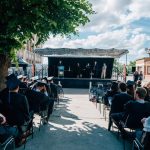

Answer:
[43,0,150,61]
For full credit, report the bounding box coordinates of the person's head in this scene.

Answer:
[31,76,39,83]
[42,77,48,84]
[36,82,45,92]
[6,74,20,92]
[137,80,141,87]
[23,76,27,82]
[17,75,24,82]
[111,82,118,92]
[118,82,127,92]
[47,76,54,83]
[126,80,135,90]
[126,81,135,97]
[135,87,147,100]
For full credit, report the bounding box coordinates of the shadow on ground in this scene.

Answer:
[17,95,131,150]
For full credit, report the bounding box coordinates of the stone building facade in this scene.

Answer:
[136,57,150,81]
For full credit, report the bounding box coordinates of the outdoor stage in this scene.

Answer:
[34,48,128,88]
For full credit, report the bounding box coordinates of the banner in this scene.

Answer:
[123,64,126,82]
[58,66,64,78]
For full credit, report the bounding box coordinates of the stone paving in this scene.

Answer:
[18,88,131,150]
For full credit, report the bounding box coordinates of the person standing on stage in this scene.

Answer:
[101,63,107,79]
[76,63,82,78]
[93,61,99,78]
[85,63,91,78]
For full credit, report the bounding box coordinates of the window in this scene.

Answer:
[147,66,150,74]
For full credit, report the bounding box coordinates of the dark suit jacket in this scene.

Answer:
[2,92,30,126]
[124,101,150,129]
[110,93,133,114]
[103,90,120,106]
[25,89,50,112]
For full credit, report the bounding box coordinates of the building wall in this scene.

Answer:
[17,35,43,64]
[136,57,150,81]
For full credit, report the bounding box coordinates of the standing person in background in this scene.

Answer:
[139,71,143,81]
[123,64,127,82]
[133,71,139,83]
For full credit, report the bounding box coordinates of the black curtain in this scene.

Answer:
[48,57,114,79]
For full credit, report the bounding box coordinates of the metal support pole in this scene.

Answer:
[42,64,43,78]
[116,58,119,80]
[125,53,128,82]
[126,53,128,66]
[33,41,36,76]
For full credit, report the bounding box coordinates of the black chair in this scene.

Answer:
[38,105,49,131]
[21,116,34,149]
[57,85,64,103]
[0,136,15,150]
[132,138,144,150]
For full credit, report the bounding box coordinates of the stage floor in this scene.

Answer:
[54,77,116,88]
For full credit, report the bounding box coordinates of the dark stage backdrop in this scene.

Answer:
[48,57,114,79]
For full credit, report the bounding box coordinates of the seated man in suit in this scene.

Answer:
[108,82,133,131]
[111,87,150,137]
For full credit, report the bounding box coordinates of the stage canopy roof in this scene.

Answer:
[34,48,128,58]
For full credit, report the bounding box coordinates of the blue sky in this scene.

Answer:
[43,0,150,64]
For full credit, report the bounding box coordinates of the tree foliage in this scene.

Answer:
[127,61,136,73]
[0,0,94,58]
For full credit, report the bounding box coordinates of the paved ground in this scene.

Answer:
[18,88,131,150]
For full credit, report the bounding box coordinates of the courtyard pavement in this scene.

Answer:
[18,88,131,150]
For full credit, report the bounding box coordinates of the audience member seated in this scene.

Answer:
[143,83,150,102]
[103,81,119,106]
[141,117,150,149]
[17,75,28,89]
[0,113,18,143]
[25,81,54,122]
[108,82,133,131]
[126,80,135,99]
[0,74,31,134]
[36,82,54,118]
[111,87,150,138]
[47,77,58,100]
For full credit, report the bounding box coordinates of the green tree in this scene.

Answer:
[127,61,136,74]
[113,59,124,73]
[0,0,94,89]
